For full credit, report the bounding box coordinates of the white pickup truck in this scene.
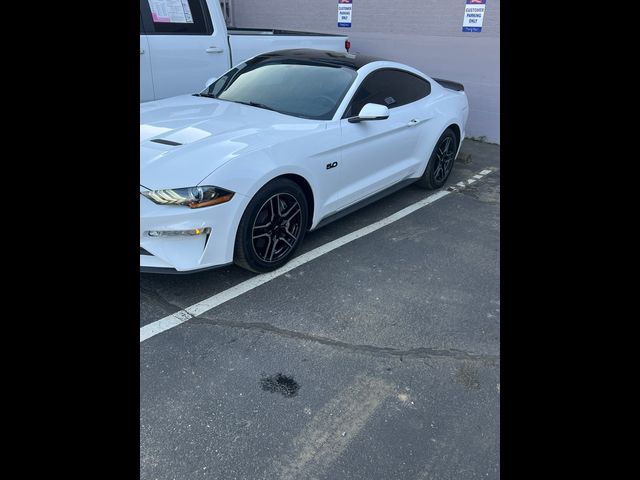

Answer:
[140,0,349,102]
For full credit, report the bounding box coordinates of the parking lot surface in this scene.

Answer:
[141,139,500,479]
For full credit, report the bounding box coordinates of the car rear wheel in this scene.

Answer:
[416,128,458,190]
[234,178,308,273]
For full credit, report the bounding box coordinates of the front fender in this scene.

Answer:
[199,149,320,260]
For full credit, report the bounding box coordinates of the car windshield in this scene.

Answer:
[200,57,358,120]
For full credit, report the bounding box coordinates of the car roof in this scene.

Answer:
[252,48,385,70]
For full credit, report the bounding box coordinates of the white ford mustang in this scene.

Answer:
[140,49,468,273]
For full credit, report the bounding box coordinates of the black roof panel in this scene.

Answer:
[252,48,385,70]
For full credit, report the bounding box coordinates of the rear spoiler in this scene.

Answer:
[433,78,464,92]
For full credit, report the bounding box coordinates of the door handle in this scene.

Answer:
[205,46,224,53]
[407,119,421,127]
[139,48,145,54]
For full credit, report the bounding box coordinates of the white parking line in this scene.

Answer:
[140,169,494,342]
[272,375,394,479]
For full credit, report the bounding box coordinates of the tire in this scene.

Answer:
[234,178,308,273]
[416,128,458,190]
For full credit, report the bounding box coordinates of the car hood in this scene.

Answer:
[140,95,324,190]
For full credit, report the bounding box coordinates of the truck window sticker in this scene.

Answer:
[147,0,194,24]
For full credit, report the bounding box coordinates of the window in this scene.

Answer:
[343,69,431,118]
[220,0,232,26]
[140,0,213,35]
[202,57,358,120]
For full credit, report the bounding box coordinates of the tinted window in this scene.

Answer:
[140,0,212,35]
[344,69,431,118]
[202,58,358,120]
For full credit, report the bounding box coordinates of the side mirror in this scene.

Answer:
[348,103,390,123]
[204,76,217,89]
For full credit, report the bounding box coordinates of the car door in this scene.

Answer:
[140,0,230,100]
[140,14,155,102]
[331,69,432,211]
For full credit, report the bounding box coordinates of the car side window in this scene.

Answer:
[343,69,431,119]
[140,0,213,35]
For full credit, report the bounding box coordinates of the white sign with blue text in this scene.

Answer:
[338,0,352,28]
[462,0,486,32]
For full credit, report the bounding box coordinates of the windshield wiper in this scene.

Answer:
[234,100,277,112]
[192,92,217,98]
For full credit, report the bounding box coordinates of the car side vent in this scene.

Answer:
[150,138,182,146]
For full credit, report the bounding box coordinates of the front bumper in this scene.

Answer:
[139,191,249,272]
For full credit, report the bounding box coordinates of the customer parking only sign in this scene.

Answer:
[338,0,352,28]
[462,0,486,32]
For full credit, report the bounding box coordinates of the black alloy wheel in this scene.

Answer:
[234,178,308,273]
[417,128,458,190]
[251,193,302,263]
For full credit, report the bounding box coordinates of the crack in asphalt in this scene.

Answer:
[140,290,499,362]
[189,314,499,362]
[140,286,191,315]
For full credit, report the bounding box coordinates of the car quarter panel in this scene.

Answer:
[410,89,469,178]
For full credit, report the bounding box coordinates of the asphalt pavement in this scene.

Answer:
[140,139,500,480]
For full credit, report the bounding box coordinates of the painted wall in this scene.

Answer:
[231,0,500,143]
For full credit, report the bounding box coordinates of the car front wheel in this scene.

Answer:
[234,178,308,273]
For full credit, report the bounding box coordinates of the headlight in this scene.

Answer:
[141,186,235,208]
